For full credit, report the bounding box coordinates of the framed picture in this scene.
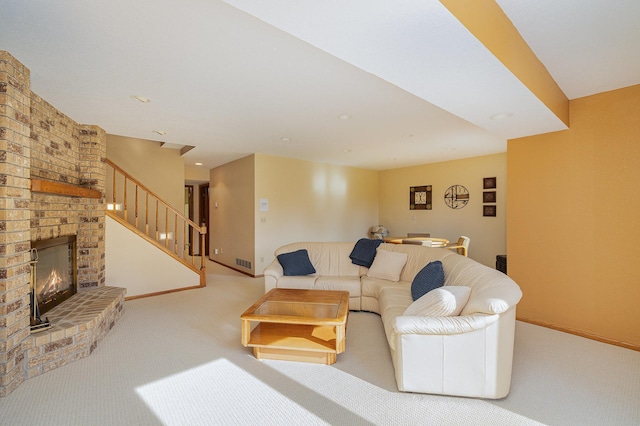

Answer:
[483,191,496,203]
[410,185,432,210]
[483,205,497,217]
[483,177,496,189]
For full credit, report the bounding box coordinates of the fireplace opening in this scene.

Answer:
[31,235,78,317]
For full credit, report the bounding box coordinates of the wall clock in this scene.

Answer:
[444,185,469,209]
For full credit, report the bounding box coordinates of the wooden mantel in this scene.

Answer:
[31,178,102,199]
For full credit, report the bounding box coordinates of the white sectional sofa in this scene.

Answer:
[263,241,523,399]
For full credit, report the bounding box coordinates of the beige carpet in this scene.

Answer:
[1,262,639,425]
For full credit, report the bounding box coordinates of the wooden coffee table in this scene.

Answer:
[241,288,349,365]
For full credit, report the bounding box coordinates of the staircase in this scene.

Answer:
[105,159,207,291]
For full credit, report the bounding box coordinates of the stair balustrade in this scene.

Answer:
[105,159,207,286]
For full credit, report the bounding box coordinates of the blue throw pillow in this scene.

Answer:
[277,249,316,276]
[411,261,445,301]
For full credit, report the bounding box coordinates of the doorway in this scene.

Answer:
[199,183,210,256]
[184,185,194,255]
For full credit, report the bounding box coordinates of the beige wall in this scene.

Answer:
[378,153,507,267]
[508,84,640,349]
[210,155,256,273]
[209,154,379,274]
[106,135,185,210]
[185,166,210,181]
[254,154,379,273]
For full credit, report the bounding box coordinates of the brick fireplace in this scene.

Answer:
[1,51,124,397]
[31,235,78,319]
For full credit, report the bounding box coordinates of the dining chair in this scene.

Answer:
[447,236,470,256]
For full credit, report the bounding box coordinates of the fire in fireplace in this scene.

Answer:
[31,235,78,316]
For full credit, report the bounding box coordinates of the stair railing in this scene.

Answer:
[105,159,207,286]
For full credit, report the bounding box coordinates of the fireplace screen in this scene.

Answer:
[32,235,77,315]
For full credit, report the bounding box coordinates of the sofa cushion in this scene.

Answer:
[379,286,414,350]
[277,275,318,289]
[275,242,364,277]
[441,254,524,316]
[277,249,316,276]
[314,276,362,296]
[367,249,408,282]
[349,238,383,267]
[376,243,455,283]
[403,286,471,317]
[411,261,444,300]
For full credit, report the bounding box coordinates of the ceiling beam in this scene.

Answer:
[440,0,570,127]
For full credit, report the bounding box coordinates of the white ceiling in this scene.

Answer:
[2,0,639,170]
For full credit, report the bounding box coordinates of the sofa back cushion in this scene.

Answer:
[403,285,471,317]
[376,244,522,316]
[274,242,365,277]
[441,254,522,315]
[377,244,454,283]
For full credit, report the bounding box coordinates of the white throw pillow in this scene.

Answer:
[403,286,471,317]
[366,249,408,282]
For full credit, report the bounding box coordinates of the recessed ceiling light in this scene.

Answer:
[130,95,151,103]
[195,162,203,166]
[152,130,167,136]
[338,114,351,120]
[280,137,291,142]
[490,112,513,120]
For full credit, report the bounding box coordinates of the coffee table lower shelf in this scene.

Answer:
[246,322,341,365]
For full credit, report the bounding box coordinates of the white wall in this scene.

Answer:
[105,216,200,298]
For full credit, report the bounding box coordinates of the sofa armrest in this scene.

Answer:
[263,259,283,292]
[393,313,500,336]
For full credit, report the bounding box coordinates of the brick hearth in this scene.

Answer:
[25,286,125,378]
[1,51,123,397]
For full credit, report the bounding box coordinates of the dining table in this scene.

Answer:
[383,236,450,247]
